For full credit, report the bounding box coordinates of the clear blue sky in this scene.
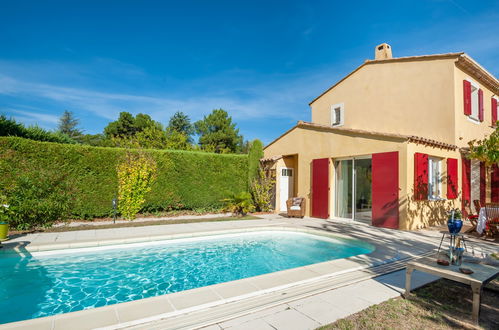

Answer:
[1,0,498,144]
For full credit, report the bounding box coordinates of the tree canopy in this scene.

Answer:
[468,124,499,166]
[104,112,162,138]
[194,109,243,153]
[168,111,194,142]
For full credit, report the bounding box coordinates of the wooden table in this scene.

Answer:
[404,257,499,324]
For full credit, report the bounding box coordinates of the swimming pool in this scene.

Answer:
[0,230,374,324]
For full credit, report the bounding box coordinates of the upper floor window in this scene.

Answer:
[463,79,483,122]
[331,103,344,127]
[428,157,442,200]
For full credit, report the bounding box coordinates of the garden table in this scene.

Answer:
[404,256,499,324]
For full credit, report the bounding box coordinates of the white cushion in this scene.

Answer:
[290,206,301,211]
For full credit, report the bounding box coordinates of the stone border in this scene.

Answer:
[0,227,403,330]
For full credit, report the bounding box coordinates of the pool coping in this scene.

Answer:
[0,226,417,330]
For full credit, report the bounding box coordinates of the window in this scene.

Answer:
[428,157,442,199]
[470,83,479,120]
[331,103,344,127]
[281,168,292,176]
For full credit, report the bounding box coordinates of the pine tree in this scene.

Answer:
[57,110,82,138]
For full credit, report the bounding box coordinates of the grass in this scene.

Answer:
[318,278,499,330]
[10,215,260,234]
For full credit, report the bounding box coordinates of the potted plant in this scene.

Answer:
[447,208,463,234]
[0,194,11,241]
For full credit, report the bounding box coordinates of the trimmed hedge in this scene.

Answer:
[0,137,248,227]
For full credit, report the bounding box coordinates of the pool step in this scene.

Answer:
[121,252,434,330]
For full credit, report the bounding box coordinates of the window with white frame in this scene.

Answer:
[470,82,479,120]
[331,103,344,127]
[428,157,442,199]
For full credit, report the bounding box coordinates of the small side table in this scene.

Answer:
[437,232,467,254]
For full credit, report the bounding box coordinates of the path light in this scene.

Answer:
[112,197,117,224]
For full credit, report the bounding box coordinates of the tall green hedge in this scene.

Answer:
[0,137,248,228]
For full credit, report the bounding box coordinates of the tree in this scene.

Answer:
[468,124,499,166]
[168,111,194,142]
[247,139,264,185]
[104,112,162,138]
[194,109,243,153]
[57,110,82,138]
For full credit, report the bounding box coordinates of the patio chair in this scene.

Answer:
[286,197,306,218]
[484,203,499,238]
[464,200,481,233]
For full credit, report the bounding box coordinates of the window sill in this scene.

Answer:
[466,116,480,125]
[428,197,446,201]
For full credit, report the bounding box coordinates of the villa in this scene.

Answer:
[263,43,499,230]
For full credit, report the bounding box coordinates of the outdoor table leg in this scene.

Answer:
[403,266,414,298]
[471,283,482,325]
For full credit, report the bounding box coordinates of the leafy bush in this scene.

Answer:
[251,167,275,212]
[0,137,248,228]
[6,170,75,229]
[221,192,255,216]
[117,151,157,220]
[0,115,76,144]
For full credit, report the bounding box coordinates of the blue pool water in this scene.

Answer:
[0,231,374,324]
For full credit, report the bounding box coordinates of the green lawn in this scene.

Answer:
[318,278,499,330]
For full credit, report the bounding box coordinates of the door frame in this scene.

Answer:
[279,167,294,212]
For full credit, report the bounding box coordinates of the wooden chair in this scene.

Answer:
[464,200,480,233]
[484,203,499,238]
[286,197,306,218]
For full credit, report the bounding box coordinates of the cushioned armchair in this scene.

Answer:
[286,197,306,218]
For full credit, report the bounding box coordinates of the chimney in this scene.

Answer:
[375,43,392,60]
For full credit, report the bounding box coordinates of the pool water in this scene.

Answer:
[0,231,374,324]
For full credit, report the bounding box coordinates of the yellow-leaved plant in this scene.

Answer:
[117,151,157,220]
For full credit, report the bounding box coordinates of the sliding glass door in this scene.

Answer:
[335,157,372,223]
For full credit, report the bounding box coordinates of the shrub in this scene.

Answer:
[247,139,263,187]
[251,167,275,212]
[6,170,75,229]
[117,151,157,220]
[0,137,248,227]
[221,192,255,216]
[0,115,76,144]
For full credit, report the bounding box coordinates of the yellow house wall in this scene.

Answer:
[310,58,457,145]
[453,65,496,149]
[403,143,462,230]
[264,126,409,228]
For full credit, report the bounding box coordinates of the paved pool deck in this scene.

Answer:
[1,215,497,330]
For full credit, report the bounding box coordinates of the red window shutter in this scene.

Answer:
[478,89,484,122]
[463,80,472,115]
[414,153,428,200]
[462,158,471,217]
[492,164,499,203]
[446,158,458,199]
[492,98,498,127]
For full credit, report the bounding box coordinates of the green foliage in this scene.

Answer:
[468,124,499,166]
[251,167,275,212]
[247,139,263,186]
[58,110,82,138]
[221,192,255,216]
[77,133,114,147]
[0,194,13,223]
[0,137,248,227]
[5,169,75,229]
[0,115,76,144]
[194,109,243,153]
[104,112,162,138]
[168,111,194,143]
[117,151,157,220]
